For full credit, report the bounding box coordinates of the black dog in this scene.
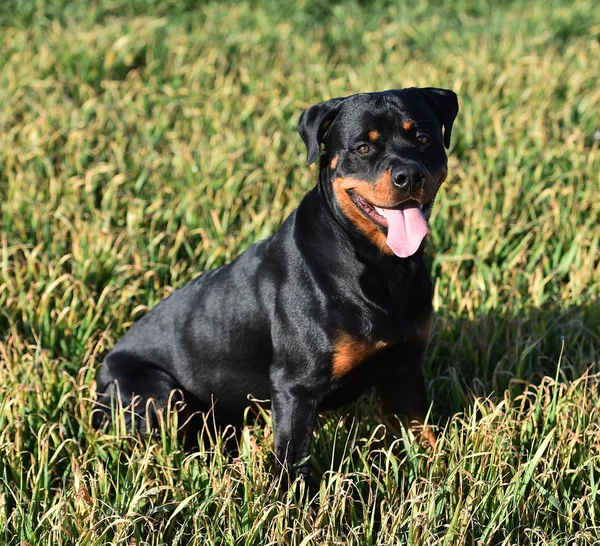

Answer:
[93,87,459,477]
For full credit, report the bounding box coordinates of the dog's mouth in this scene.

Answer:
[348,192,431,228]
[348,191,431,258]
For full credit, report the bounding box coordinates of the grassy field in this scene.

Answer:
[1,0,599,543]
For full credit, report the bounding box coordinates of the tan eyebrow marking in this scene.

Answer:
[368,130,380,142]
[403,121,413,131]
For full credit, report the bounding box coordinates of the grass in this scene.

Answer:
[0,0,599,543]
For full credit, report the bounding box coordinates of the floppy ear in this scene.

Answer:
[298,96,347,166]
[417,88,459,149]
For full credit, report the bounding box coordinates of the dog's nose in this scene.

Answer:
[391,164,425,191]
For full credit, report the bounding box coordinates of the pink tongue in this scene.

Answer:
[375,203,429,258]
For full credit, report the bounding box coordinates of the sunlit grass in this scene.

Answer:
[1,0,599,543]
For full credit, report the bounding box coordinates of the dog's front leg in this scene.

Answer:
[375,323,436,448]
[377,362,436,447]
[269,373,320,482]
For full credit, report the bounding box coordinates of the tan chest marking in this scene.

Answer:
[331,333,388,380]
[332,315,432,381]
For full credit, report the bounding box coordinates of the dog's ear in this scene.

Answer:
[417,88,459,149]
[298,96,347,166]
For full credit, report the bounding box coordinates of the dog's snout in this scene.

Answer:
[391,164,425,191]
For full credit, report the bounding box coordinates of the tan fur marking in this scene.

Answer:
[422,426,437,449]
[322,119,332,129]
[403,121,413,131]
[411,168,446,208]
[407,420,437,449]
[332,172,397,254]
[330,155,339,169]
[368,130,380,142]
[332,169,447,254]
[332,333,387,380]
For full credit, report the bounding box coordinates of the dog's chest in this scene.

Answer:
[330,313,431,381]
[330,333,388,380]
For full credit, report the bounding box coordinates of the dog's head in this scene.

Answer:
[298,88,458,258]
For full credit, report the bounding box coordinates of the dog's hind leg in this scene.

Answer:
[92,352,194,438]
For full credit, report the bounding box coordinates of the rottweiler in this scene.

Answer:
[92,87,459,478]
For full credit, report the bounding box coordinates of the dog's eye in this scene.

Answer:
[416,135,430,145]
[356,144,370,154]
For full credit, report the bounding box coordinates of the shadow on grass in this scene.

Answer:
[308,298,599,476]
[428,298,599,419]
